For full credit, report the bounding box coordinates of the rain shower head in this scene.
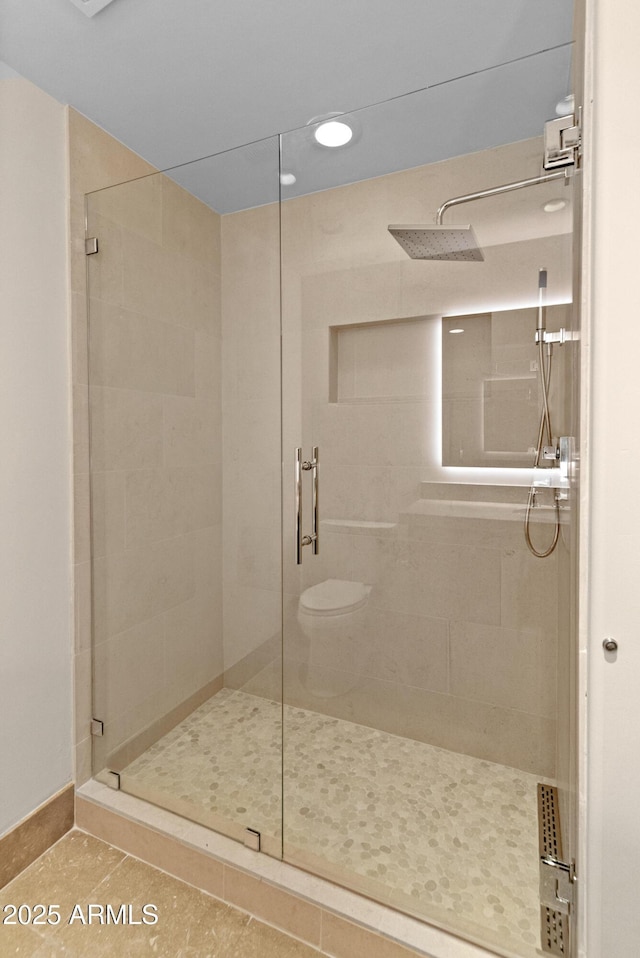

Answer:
[388,224,484,262]
[389,167,572,264]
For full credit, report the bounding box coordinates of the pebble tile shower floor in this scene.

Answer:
[120,688,543,958]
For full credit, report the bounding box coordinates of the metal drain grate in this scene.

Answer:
[539,782,562,858]
[538,783,571,956]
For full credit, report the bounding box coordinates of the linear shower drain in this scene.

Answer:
[538,783,571,956]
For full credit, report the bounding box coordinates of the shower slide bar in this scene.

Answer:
[295,447,319,564]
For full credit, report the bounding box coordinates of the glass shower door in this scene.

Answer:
[280,66,579,958]
[86,137,284,857]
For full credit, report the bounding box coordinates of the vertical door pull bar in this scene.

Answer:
[311,446,319,555]
[295,447,303,565]
[296,447,319,562]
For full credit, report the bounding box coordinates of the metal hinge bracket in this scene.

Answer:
[540,855,576,915]
[244,828,261,852]
[90,718,104,737]
[85,236,99,255]
[104,770,121,791]
[544,113,581,170]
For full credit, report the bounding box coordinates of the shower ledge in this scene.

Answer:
[320,518,397,535]
[402,498,569,523]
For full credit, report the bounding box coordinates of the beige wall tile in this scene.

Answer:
[163,395,222,467]
[90,470,126,558]
[85,212,125,306]
[92,535,195,641]
[89,385,163,472]
[363,607,449,693]
[89,298,196,396]
[350,535,501,625]
[500,546,559,635]
[397,685,555,776]
[69,108,156,197]
[124,467,197,547]
[71,291,89,385]
[321,911,424,958]
[93,616,165,726]
[74,648,92,746]
[223,866,322,947]
[73,383,90,475]
[450,620,556,717]
[89,172,163,242]
[75,737,92,786]
[74,470,91,564]
[162,176,221,268]
[75,800,224,899]
[74,560,91,653]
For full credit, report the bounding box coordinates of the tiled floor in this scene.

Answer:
[120,689,543,958]
[0,831,322,957]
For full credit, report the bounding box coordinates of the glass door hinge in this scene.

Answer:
[540,855,576,915]
[85,236,99,255]
[544,114,582,170]
[104,770,121,790]
[90,718,104,736]
[244,828,261,852]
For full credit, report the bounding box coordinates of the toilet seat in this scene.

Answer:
[299,578,370,616]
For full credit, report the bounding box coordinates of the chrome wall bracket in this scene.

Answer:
[104,770,121,791]
[544,114,581,170]
[90,718,104,737]
[244,828,261,852]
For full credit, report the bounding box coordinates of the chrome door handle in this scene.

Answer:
[296,447,303,565]
[296,446,319,564]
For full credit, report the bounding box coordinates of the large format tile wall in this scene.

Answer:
[220,203,282,691]
[273,136,574,777]
[69,112,223,773]
[71,119,574,783]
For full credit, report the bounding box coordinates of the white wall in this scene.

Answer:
[585,0,640,954]
[0,77,73,835]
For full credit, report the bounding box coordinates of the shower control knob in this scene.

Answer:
[602,638,618,653]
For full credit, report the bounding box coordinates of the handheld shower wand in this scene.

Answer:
[524,268,561,557]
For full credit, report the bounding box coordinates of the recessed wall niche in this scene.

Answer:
[329,316,435,403]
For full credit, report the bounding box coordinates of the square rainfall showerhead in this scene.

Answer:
[388,224,484,261]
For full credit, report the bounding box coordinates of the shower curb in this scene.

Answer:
[76,779,498,958]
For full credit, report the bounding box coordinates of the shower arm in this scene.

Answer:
[436,169,570,225]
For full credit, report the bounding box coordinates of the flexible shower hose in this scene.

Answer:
[524,336,561,557]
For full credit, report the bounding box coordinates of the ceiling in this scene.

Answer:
[0,0,574,211]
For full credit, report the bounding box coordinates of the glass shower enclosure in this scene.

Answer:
[87,51,580,958]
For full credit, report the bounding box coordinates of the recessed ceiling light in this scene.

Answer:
[280,172,297,186]
[314,120,353,148]
[449,328,465,335]
[543,199,567,213]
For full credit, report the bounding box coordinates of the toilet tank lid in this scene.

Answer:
[300,578,371,614]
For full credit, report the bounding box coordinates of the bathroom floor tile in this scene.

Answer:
[0,831,321,958]
[119,688,543,958]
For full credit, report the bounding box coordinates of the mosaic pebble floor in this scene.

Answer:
[121,689,543,958]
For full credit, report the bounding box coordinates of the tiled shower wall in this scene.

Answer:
[220,204,282,686]
[71,118,573,783]
[70,111,223,777]
[274,136,572,777]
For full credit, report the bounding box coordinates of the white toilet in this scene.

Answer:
[297,578,372,698]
